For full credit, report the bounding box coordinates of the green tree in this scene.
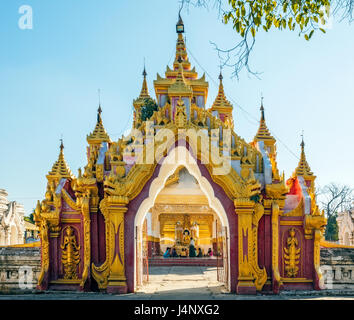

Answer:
[140,98,158,121]
[24,211,35,224]
[182,0,354,76]
[325,215,339,241]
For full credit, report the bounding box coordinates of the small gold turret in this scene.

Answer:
[208,71,234,128]
[173,14,191,71]
[293,136,316,190]
[133,67,153,112]
[253,98,276,148]
[47,139,75,182]
[253,100,280,181]
[87,105,111,145]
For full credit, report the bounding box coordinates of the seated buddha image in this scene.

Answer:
[182,229,190,246]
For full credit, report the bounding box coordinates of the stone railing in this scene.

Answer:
[0,246,41,293]
[320,247,354,290]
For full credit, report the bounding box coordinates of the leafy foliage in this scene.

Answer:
[140,98,158,121]
[24,212,35,224]
[222,0,330,40]
[182,0,354,76]
[325,214,339,241]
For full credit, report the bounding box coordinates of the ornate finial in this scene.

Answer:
[294,129,313,177]
[143,58,147,77]
[260,94,265,121]
[301,130,305,149]
[97,89,102,123]
[218,66,223,81]
[97,105,102,123]
[176,7,185,33]
[60,136,64,152]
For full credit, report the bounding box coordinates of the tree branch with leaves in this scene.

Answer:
[182,0,354,77]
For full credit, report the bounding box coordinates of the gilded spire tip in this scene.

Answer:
[218,70,223,81]
[97,104,102,123]
[260,96,265,121]
[60,138,64,152]
[301,131,305,149]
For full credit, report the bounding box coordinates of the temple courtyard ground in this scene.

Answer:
[0,266,353,300]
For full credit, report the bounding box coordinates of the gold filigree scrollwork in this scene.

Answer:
[175,99,187,128]
[235,198,267,292]
[314,229,324,288]
[37,220,49,286]
[91,198,112,289]
[271,201,282,289]
[284,228,300,277]
[80,194,91,288]
[61,226,81,280]
[250,202,267,290]
[91,197,128,290]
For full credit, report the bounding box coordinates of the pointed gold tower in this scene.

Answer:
[87,105,111,145]
[253,100,281,181]
[173,15,191,72]
[253,99,276,153]
[293,136,316,190]
[133,67,151,110]
[47,140,75,182]
[209,71,234,128]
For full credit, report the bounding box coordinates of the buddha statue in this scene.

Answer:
[61,226,81,279]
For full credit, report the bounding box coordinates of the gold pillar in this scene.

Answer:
[271,200,282,293]
[235,199,257,294]
[92,196,128,293]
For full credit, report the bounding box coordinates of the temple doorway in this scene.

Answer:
[134,166,230,293]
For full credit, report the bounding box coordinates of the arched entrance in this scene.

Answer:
[127,145,236,293]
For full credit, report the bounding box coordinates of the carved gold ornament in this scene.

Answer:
[284,228,300,277]
[61,226,81,280]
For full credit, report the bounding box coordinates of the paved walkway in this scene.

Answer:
[135,266,226,299]
[0,266,353,300]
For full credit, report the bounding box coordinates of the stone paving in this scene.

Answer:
[0,266,354,300]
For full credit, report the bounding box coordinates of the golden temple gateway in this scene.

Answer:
[33,15,326,294]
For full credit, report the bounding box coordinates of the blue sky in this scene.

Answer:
[0,0,353,214]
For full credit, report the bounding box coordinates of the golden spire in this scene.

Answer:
[294,135,313,176]
[173,14,191,71]
[87,105,111,145]
[47,139,74,180]
[133,66,152,109]
[254,98,275,142]
[139,66,150,99]
[211,71,233,111]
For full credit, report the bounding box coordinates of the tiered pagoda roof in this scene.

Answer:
[209,72,233,113]
[86,106,111,145]
[254,101,275,143]
[47,140,74,180]
[294,138,314,177]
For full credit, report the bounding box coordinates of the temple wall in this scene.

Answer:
[320,247,354,290]
[0,247,41,293]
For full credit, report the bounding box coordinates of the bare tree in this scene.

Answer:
[317,183,354,241]
[318,183,354,217]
